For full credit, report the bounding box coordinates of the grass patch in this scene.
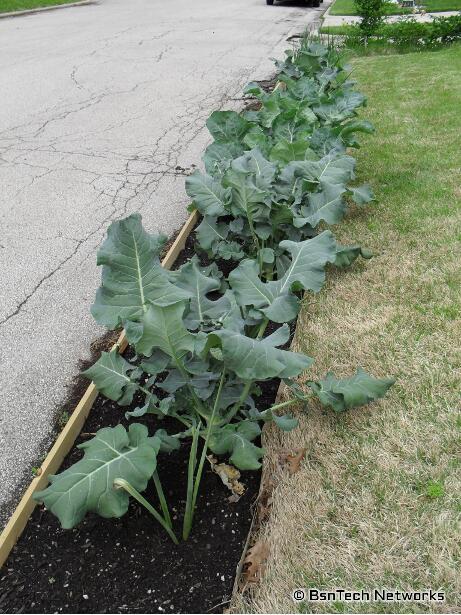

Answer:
[0,0,79,13]
[329,0,461,15]
[232,44,461,614]
[320,24,360,35]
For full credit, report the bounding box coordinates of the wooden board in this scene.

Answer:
[0,210,199,569]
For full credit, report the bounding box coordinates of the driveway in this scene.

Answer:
[0,0,325,526]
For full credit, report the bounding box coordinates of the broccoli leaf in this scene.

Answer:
[308,368,396,412]
[34,424,159,529]
[91,214,190,328]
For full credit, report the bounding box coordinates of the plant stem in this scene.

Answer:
[224,318,270,424]
[256,317,270,340]
[183,421,200,541]
[247,212,261,255]
[173,357,211,422]
[269,397,304,412]
[183,370,226,540]
[113,479,178,544]
[191,373,226,503]
[258,239,264,275]
[172,413,193,429]
[152,470,172,528]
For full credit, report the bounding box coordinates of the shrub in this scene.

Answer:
[430,15,461,45]
[354,0,385,37]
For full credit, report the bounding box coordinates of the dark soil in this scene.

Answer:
[0,218,287,614]
[0,380,277,614]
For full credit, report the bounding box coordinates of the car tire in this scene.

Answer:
[266,0,274,4]
[313,0,320,6]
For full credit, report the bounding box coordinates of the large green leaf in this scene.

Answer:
[34,424,159,528]
[206,110,250,143]
[203,141,244,176]
[276,153,355,206]
[205,325,313,380]
[308,368,396,412]
[282,154,355,189]
[208,422,264,470]
[314,91,366,124]
[92,215,191,328]
[135,301,196,359]
[185,171,231,216]
[315,154,356,186]
[195,216,229,250]
[229,231,337,323]
[284,75,320,104]
[242,125,271,157]
[334,244,373,268]
[269,139,316,165]
[215,240,245,261]
[349,184,374,205]
[272,112,313,145]
[172,259,231,330]
[231,149,277,191]
[224,165,270,222]
[294,184,347,228]
[256,97,282,128]
[82,350,139,405]
[340,119,374,140]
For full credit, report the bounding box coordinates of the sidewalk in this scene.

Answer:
[323,8,459,25]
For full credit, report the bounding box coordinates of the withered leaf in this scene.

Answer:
[243,540,270,584]
[207,455,245,501]
[280,447,306,474]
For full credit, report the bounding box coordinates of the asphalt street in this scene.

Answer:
[0,0,325,526]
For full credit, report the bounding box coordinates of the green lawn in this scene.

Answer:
[233,44,461,614]
[320,24,360,35]
[329,0,461,15]
[0,0,79,13]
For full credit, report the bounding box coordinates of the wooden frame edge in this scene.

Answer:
[0,209,199,569]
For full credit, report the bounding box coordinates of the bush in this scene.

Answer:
[430,15,461,44]
[381,15,461,47]
[354,0,385,37]
[339,14,461,51]
[379,19,430,46]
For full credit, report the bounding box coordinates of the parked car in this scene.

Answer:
[266,0,322,5]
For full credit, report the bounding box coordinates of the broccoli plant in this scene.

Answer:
[187,147,373,276]
[34,215,394,541]
[202,42,374,178]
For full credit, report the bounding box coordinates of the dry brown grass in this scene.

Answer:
[231,46,461,614]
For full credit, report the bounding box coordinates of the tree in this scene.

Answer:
[355,0,385,37]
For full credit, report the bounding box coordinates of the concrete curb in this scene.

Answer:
[0,0,95,20]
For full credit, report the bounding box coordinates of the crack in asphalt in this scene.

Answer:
[0,10,306,325]
[0,75,253,327]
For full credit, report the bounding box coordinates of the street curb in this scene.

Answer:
[0,0,95,19]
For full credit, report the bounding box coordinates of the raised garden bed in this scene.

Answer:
[0,36,395,614]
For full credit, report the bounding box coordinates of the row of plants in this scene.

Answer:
[34,39,395,545]
[325,14,461,47]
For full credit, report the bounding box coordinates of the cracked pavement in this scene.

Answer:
[0,0,324,526]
